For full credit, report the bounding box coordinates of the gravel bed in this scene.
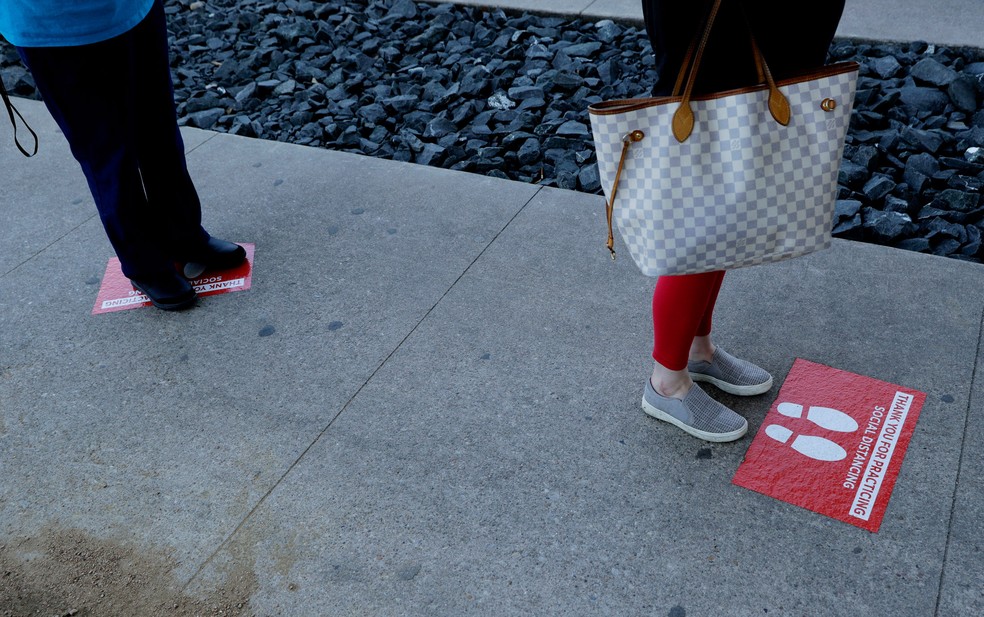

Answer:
[2,0,984,262]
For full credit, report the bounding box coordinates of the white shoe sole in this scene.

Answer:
[641,395,748,443]
[689,372,773,396]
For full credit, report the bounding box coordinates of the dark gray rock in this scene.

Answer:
[884,195,912,214]
[962,224,982,255]
[867,55,902,79]
[899,86,950,114]
[273,20,317,45]
[578,164,601,192]
[863,208,915,241]
[185,108,225,129]
[517,97,547,111]
[902,127,947,154]
[460,66,493,97]
[517,138,541,165]
[562,42,603,57]
[183,91,227,114]
[838,160,870,187]
[234,82,258,104]
[917,204,970,223]
[910,57,958,87]
[382,95,420,114]
[862,174,897,201]
[358,103,388,125]
[410,25,450,49]
[835,199,863,219]
[931,237,962,256]
[526,43,554,61]
[508,86,546,100]
[273,79,297,96]
[906,152,942,177]
[948,75,980,113]
[595,20,621,44]
[832,213,863,239]
[957,126,984,148]
[555,120,590,137]
[931,189,980,212]
[851,145,880,170]
[423,117,458,139]
[923,217,968,242]
[904,159,935,193]
[416,143,446,166]
[399,129,426,153]
[383,0,418,21]
[256,79,281,94]
[947,174,984,192]
[894,237,931,252]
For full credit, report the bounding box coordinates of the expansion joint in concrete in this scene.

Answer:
[178,184,545,593]
[933,302,984,616]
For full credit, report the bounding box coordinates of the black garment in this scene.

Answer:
[17,0,208,278]
[641,0,846,96]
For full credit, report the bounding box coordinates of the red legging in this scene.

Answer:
[652,271,725,371]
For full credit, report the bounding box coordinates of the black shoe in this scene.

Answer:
[181,237,246,279]
[130,271,197,311]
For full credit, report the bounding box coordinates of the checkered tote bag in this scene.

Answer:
[588,1,858,277]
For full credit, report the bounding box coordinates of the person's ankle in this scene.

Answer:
[688,339,716,364]
[651,374,693,399]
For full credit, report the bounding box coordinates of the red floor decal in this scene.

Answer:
[92,243,254,315]
[733,358,925,532]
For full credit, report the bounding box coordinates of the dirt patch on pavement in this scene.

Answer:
[0,526,257,616]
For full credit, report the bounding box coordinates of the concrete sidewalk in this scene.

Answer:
[2,79,983,617]
[2,2,984,613]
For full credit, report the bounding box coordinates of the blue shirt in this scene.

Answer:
[0,0,154,47]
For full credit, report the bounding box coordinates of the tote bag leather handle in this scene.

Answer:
[671,0,790,142]
[605,129,645,259]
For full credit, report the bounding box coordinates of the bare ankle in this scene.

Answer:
[651,364,693,399]
[688,336,716,364]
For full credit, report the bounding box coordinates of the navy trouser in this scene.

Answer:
[17,0,208,278]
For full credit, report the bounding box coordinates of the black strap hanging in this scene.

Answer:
[1,73,38,157]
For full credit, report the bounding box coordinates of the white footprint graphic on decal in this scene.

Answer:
[765,425,847,462]
[777,402,858,432]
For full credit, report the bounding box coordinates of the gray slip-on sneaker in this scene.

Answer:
[688,347,773,396]
[642,379,748,443]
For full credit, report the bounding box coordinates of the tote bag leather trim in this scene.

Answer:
[587,62,859,117]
